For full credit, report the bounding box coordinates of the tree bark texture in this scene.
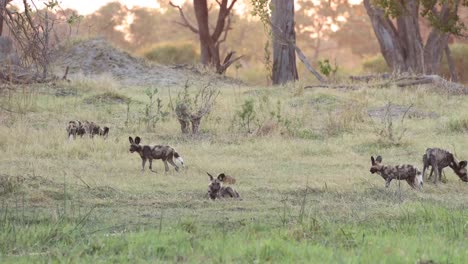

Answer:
[271,0,298,85]
[363,0,455,75]
[0,0,7,36]
[190,0,237,73]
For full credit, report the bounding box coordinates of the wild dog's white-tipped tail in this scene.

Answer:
[174,151,184,166]
[177,157,184,166]
[417,172,423,189]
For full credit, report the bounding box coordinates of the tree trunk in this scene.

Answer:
[0,0,6,36]
[363,0,452,76]
[193,0,223,71]
[271,0,298,85]
[363,0,408,72]
[444,44,458,82]
[191,116,202,134]
[178,119,190,134]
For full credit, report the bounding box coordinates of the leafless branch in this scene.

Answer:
[217,14,232,46]
[169,1,199,33]
[217,51,243,74]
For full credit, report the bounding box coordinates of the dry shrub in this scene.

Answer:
[0,175,25,195]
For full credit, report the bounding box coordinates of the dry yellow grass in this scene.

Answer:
[0,77,467,262]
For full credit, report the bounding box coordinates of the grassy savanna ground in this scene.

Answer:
[0,75,467,263]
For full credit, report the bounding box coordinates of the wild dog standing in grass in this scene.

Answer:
[370,156,423,189]
[82,121,110,139]
[66,120,85,140]
[422,148,468,184]
[128,136,184,173]
[208,172,236,184]
[207,173,240,200]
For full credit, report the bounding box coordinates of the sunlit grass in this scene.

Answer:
[0,78,467,262]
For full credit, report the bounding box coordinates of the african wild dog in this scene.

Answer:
[66,120,86,140]
[66,120,109,140]
[206,172,236,184]
[422,148,468,183]
[82,121,109,139]
[207,173,240,200]
[128,136,184,173]
[370,156,423,189]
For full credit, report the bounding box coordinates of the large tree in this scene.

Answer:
[271,0,298,84]
[170,0,242,73]
[364,0,466,76]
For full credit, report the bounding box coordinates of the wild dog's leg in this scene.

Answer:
[428,167,434,181]
[437,167,443,184]
[432,164,440,184]
[162,160,170,172]
[385,177,393,188]
[224,187,240,198]
[406,177,417,189]
[167,158,179,172]
[141,158,147,173]
[149,159,156,173]
[422,154,428,181]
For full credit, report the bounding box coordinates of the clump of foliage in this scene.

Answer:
[446,117,468,133]
[236,99,257,133]
[373,102,411,146]
[325,100,367,137]
[0,175,25,196]
[142,42,199,65]
[232,93,289,136]
[362,55,389,73]
[142,87,169,130]
[318,59,338,78]
[175,82,219,134]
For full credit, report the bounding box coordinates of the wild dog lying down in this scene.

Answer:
[370,156,423,189]
[128,136,184,173]
[207,173,240,200]
[66,120,109,140]
[422,148,468,183]
[206,172,236,184]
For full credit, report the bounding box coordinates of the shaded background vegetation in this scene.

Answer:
[2,0,465,85]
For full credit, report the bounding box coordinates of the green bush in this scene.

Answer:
[362,55,389,73]
[441,43,468,83]
[142,42,199,65]
[447,117,468,133]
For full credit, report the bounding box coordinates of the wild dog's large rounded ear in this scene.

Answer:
[376,156,382,163]
[460,161,467,168]
[371,156,375,165]
[135,136,141,144]
[217,173,226,181]
[129,137,134,144]
[206,172,214,181]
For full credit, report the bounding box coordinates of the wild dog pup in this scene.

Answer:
[82,121,110,139]
[66,120,86,140]
[206,172,236,184]
[128,136,184,173]
[370,156,423,189]
[207,173,240,200]
[422,148,468,183]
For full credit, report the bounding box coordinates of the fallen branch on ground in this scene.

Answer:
[305,75,468,94]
